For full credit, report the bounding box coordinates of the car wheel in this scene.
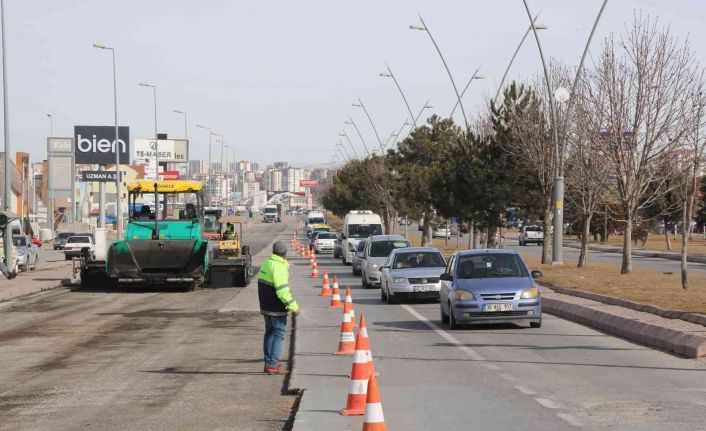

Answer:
[380,284,386,301]
[530,318,542,328]
[33,257,39,270]
[448,303,459,330]
[440,303,449,324]
[19,264,27,272]
[362,273,369,289]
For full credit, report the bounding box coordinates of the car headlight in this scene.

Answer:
[372,264,379,269]
[520,288,540,299]
[455,290,475,301]
[392,277,407,284]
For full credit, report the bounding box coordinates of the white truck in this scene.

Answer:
[341,210,383,265]
[262,205,278,223]
[519,225,544,246]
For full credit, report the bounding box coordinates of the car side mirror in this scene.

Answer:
[440,273,453,281]
[531,270,543,279]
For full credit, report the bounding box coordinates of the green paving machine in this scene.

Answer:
[105,180,209,289]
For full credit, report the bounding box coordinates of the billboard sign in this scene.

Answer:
[300,179,319,188]
[74,126,130,165]
[81,170,120,182]
[159,170,179,181]
[134,139,188,163]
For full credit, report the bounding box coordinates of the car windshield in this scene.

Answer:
[456,254,528,279]
[317,233,337,239]
[348,224,383,238]
[368,240,409,257]
[525,226,542,232]
[308,217,325,224]
[204,214,219,232]
[58,233,74,239]
[68,237,91,244]
[393,252,445,269]
[12,237,27,247]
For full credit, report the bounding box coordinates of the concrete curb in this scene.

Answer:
[546,285,706,328]
[542,297,706,358]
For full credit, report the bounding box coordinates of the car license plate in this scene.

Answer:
[414,285,435,292]
[483,303,513,312]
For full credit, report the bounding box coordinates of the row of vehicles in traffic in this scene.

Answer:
[311,209,544,329]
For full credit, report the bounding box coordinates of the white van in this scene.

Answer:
[306,211,326,235]
[342,210,383,265]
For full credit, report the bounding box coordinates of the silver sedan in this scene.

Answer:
[380,247,447,304]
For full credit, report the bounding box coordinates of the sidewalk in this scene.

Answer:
[0,256,73,303]
[563,239,706,264]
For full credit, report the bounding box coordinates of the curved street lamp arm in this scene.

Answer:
[417,14,469,129]
[356,98,384,151]
[450,66,480,117]
[347,115,371,156]
[386,64,418,129]
[494,12,541,106]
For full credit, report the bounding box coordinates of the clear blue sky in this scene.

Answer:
[3,0,704,166]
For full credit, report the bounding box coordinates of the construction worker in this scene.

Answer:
[257,240,300,374]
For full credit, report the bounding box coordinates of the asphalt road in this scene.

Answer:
[0,221,295,431]
[293,247,706,430]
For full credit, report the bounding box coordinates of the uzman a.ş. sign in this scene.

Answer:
[81,170,121,182]
[74,126,130,165]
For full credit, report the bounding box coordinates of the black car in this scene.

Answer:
[53,232,76,250]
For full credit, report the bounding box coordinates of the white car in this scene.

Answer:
[314,232,337,254]
[432,225,451,239]
[64,235,95,260]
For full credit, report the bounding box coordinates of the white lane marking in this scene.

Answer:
[515,385,537,396]
[534,398,562,410]
[555,412,583,427]
[499,373,516,381]
[400,304,485,361]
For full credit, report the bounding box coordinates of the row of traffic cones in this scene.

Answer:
[313,261,386,430]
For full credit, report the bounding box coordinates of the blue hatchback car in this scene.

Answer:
[439,249,543,329]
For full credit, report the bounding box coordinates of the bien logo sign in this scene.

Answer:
[74,125,130,165]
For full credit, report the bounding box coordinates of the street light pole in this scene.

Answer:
[379,65,417,129]
[93,43,122,237]
[196,124,213,208]
[1,0,10,212]
[344,118,370,156]
[450,67,486,118]
[410,14,469,130]
[173,109,188,177]
[337,131,359,159]
[213,134,224,210]
[352,98,383,153]
[138,82,159,236]
[46,114,53,236]
[493,15,546,106]
[336,141,351,160]
[522,0,609,265]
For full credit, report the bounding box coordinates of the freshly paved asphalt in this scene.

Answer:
[0,221,296,431]
[292,235,706,430]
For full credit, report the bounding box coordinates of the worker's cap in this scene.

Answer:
[273,240,288,257]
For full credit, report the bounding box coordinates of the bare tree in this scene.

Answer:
[509,63,571,264]
[585,14,697,273]
[358,156,399,234]
[565,85,612,266]
[676,74,706,289]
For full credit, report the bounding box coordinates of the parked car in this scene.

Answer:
[314,231,337,254]
[519,225,544,246]
[439,249,543,329]
[361,235,411,288]
[63,235,95,260]
[53,232,75,250]
[380,247,447,304]
[13,235,38,272]
[432,225,451,239]
[352,239,368,276]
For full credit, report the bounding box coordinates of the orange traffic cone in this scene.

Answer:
[362,375,386,431]
[335,309,356,355]
[358,314,379,377]
[311,265,319,278]
[329,284,343,308]
[344,287,356,324]
[323,268,329,277]
[320,275,333,296]
[340,316,372,415]
[321,271,330,289]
